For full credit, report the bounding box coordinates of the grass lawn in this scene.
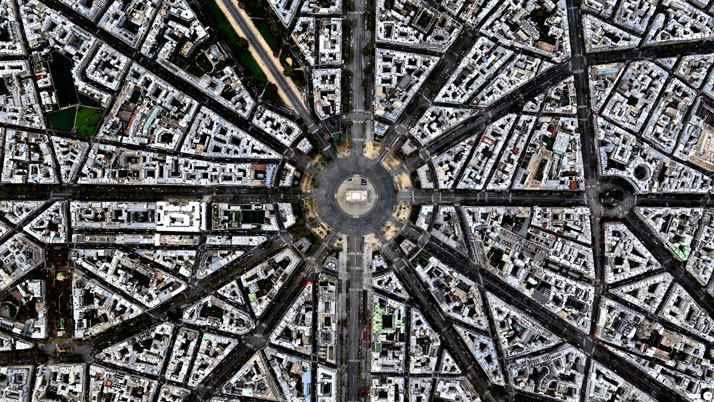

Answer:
[262,84,283,105]
[410,250,432,268]
[197,0,267,88]
[238,53,267,88]
[195,52,214,74]
[48,108,76,132]
[240,0,269,18]
[253,19,280,53]
[291,74,304,88]
[75,107,103,136]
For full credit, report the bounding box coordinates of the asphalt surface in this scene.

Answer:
[217,0,312,123]
[346,235,364,402]
[311,152,395,401]
[9,0,714,401]
[418,39,714,162]
[217,0,338,160]
[313,154,396,236]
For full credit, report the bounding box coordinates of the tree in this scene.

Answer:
[263,83,280,104]
[236,37,249,51]
[283,64,294,77]
[269,23,280,38]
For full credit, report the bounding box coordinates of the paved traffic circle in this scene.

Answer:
[313,155,396,235]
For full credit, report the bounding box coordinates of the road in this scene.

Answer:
[5,0,714,400]
[392,259,501,402]
[420,236,689,402]
[39,0,299,161]
[216,0,312,124]
[395,189,588,206]
[346,0,370,159]
[216,0,338,160]
[346,234,364,401]
[415,38,714,162]
[347,0,369,117]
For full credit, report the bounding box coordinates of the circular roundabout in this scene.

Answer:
[312,154,397,235]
